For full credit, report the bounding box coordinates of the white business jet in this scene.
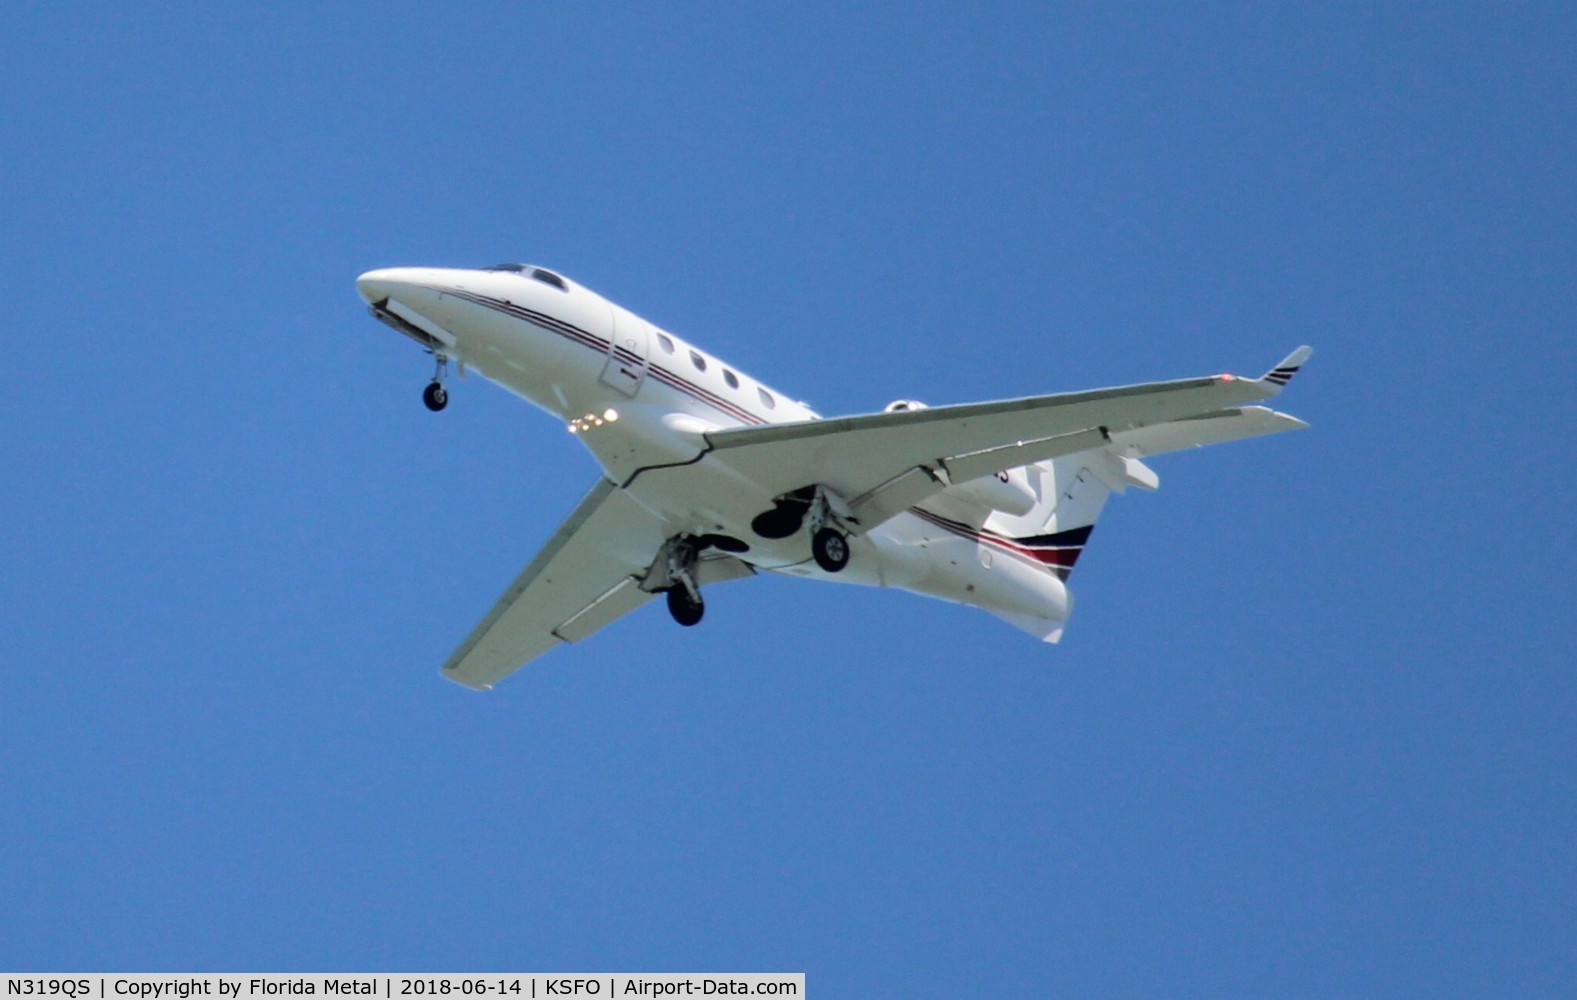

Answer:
[357,263,1309,690]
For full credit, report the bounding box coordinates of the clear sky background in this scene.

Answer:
[3,3,1573,995]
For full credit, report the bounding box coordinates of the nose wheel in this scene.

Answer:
[422,355,450,412]
[422,380,448,412]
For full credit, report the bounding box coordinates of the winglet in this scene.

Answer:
[1261,345,1312,389]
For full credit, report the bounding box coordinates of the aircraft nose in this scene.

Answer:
[356,267,420,304]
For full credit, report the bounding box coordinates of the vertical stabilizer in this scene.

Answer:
[990,448,1129,544]
[973,448,1133,643]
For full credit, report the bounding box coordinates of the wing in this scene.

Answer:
[439,478,752,691]
[700,347,1311,529]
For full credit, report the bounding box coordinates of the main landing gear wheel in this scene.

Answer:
[666,585,704,627]
[422,381,448,412]
[811,527,850,573]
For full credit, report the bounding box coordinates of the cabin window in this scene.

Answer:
[757,387,776,409]
[530,268,567,290]
[723,369,740,389]
[657,333,675,354]
[689,350,707,372]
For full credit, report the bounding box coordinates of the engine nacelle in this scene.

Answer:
[942,466,1039,516]
[884,399,929,413]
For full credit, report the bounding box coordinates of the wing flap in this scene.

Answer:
[440,479,669,691]
[848,427,1112,530]
[938,427,1113,490]
[848,466,949,529]
[1111,405,1308,457]
[552,577,652,644]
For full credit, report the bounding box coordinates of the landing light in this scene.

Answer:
[569,409,618,434]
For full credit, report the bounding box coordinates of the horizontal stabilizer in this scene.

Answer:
[1087,450,1160,493]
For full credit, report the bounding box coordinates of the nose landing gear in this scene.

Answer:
[422,355,450,412]
[422,381,448,412]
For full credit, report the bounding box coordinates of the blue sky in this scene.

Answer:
[3,3,1573,995]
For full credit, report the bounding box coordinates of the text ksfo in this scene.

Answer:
[548,984,788,996]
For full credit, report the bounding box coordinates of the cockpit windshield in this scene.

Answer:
[530,268,566,290]
[482,263,567,290]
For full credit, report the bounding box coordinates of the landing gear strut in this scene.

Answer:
[807,486,853,573]
[645,535,706,627]
[423,355,450,412]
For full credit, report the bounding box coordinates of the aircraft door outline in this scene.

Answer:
[601,308,650,396]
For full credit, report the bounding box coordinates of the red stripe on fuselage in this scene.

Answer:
[909,508,1085,579]
[449,288,768,427]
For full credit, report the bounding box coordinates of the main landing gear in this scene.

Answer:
[422,355,450,412]
[642,533,751,628]
[749,485,856,574]
[811,527,850,573]
[806,486,852,573]
[646,535,706,627]
[666,583,704,627]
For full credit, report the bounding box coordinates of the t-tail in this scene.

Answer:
[982,347,1312,643]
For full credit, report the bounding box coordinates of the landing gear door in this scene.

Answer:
[601,307,650,397]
